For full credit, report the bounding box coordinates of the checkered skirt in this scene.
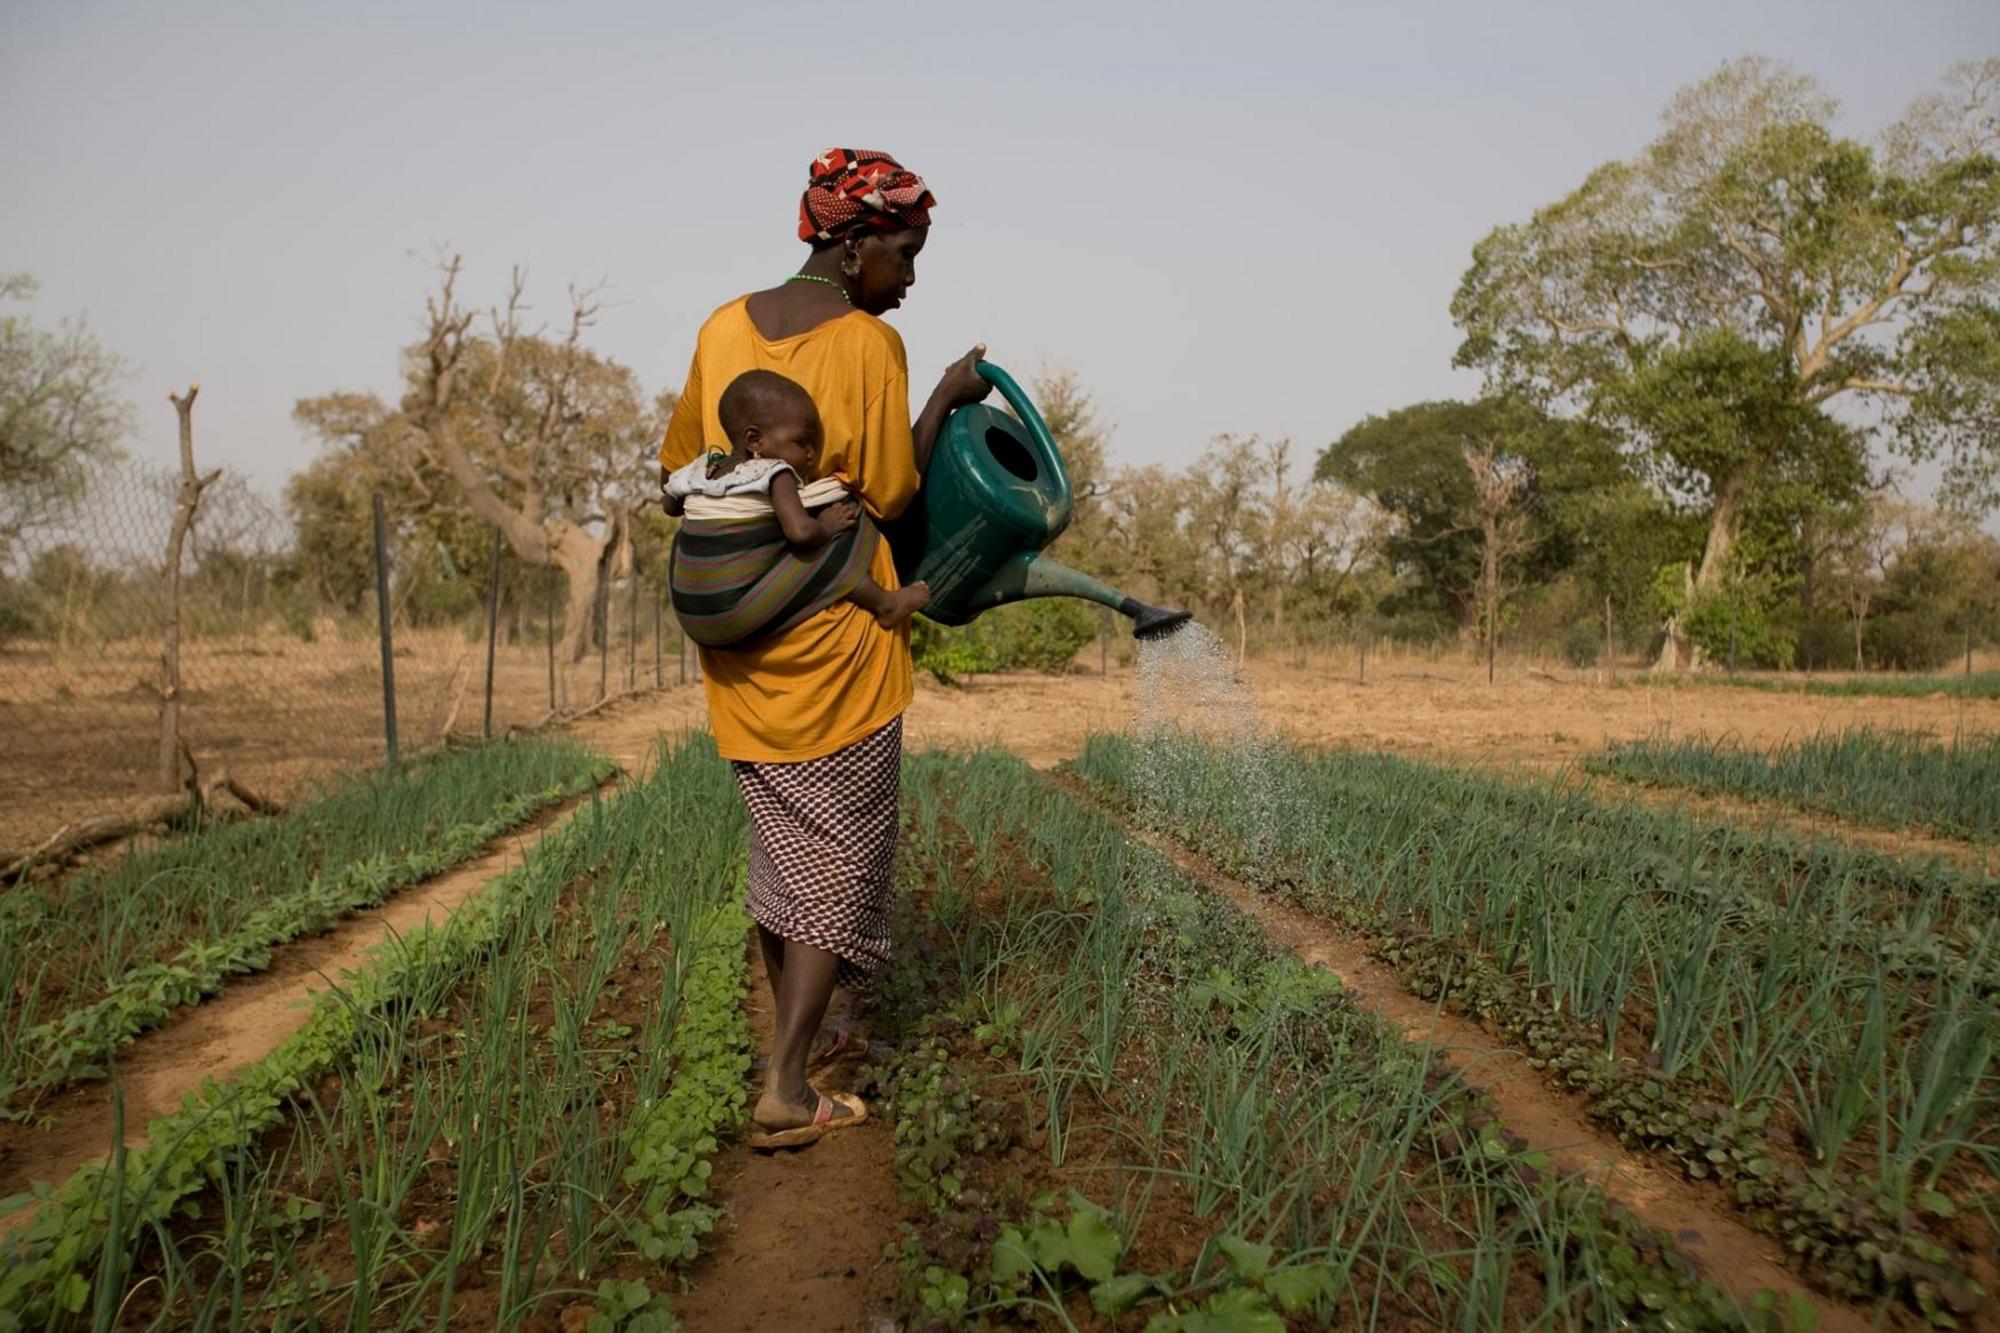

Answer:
[732,717,901,989]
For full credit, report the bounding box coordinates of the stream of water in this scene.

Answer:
[1130,622,1287,879]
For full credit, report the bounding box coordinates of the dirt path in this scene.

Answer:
[671,948,899,1333]
[0,782,615,1239]
[1573,771,1999,876]
[1079,790,1885,1333]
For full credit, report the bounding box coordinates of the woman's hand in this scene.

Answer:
[914,343,991,475]
[932,343,992,411]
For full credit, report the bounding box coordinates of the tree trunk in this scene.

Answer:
[1852,607,1867,671]
[1654,464,1757,671]
[553,530,606,665]
[161,386,218,792]
[549,508,624,665]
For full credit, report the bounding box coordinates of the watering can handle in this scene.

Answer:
[975,361,1071,490]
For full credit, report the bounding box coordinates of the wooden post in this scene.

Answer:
[1357,623,1367,685]
[1604,594,1614,682]
[482,525,502,739]
[678,629,687,686]
[371,493,399,767]
[545,566,557,713]
[654,573,664,689]
[160,385,219,791]
[626,569,639,692]
[1968,623,1975,677]
[1487,599,1497,685]
[1099,607,1109,676]
[597,588,609,702]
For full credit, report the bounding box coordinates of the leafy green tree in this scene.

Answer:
[0,274,132,557]
[1452,56,2000,667]
[1318,397,1673,633]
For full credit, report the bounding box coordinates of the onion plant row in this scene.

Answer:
[1075,731,1992,1322]
[1615,671,2000,702]
[884,749,1791,1331]
[0,735,748,1331]
[0,738,613,1114]
[1588,728,2000,843]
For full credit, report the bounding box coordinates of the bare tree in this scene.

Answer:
[1259,437,1390,636]
[1461,438,1539,683]
[161,384,218,789]
[388,256,649,662]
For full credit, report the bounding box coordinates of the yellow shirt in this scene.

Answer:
[659,296,918,763]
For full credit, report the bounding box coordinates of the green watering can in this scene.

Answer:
[886,362,1192,638]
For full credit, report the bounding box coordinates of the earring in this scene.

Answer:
[841,249,862,279]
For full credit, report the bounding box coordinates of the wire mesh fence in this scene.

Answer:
[0,460,688,855]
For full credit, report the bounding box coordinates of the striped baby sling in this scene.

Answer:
[669,501,880,649]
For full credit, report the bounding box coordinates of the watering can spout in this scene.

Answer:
[961,551,1193,641]
[1119,598,1195,641]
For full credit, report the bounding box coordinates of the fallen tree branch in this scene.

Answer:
[1,745,284,883]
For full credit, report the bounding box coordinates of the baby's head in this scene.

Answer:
[718,369,822,474]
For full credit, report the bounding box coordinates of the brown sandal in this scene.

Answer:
[747,1090,868,1151]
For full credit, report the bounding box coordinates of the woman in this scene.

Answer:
[659,148,990,1148]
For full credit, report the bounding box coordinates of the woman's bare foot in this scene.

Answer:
[873,580,929,630]
[752,1084,862,1132]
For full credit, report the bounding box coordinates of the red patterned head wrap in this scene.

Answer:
[797,148,936,244]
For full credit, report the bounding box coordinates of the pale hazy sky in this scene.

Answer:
[4,0,1996,501]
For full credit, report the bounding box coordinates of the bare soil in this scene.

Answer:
[900,655,2000,770]
[0,627,688,855]
[13,644,1995,858]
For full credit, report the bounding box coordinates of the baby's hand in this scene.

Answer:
[819,501,860,537]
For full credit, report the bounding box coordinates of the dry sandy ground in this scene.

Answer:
[578,655,2000,773]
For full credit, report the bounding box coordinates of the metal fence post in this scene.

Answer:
[545,565,557,714]
[371,493,399,768]
[626,569,639,692]
[482,525,502,739]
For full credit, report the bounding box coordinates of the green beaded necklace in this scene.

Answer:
[785,273,852,304]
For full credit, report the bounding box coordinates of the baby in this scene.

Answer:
[663,369,928,648]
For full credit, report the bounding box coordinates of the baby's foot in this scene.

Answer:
[875,581,930,630]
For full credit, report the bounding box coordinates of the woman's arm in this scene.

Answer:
[913,343,993,475]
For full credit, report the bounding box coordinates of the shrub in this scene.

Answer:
[1560,621,1602,668]
[912,600,1097,685]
